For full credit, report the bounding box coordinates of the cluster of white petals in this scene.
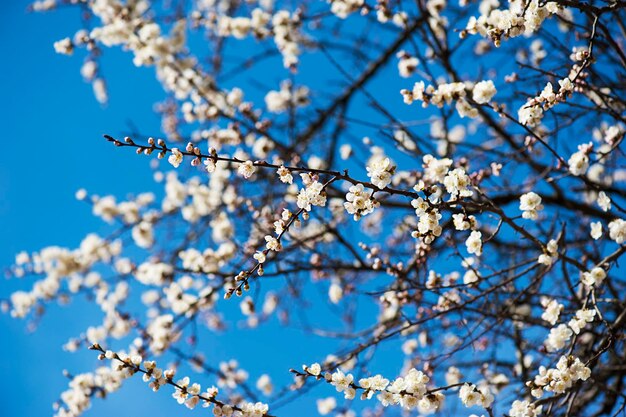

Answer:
[343,184,378,220]
[608,219,626,244]
[304,366,448,413]
[464,0,563,46]
[509,400,542,417]
[537,239,558,266]
[366,155,395,189]
[581,266,606,287]
[568,143,593,176]
[459,383,494,409]
[519,192,544,220]
[402,79,497,119]
[265,81,309,113]
[297,175,327,211]
[527,355,591,398]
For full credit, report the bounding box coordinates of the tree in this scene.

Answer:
[5,0,626,416]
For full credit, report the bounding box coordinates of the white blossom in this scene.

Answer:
[443,168,473,199]
[238,160,257,179]
[168,148,184,168]
[472,80,497,104]
[590,221,603,240]
[519,192,543,220]
[316,397,336,415]
[330,369,354,392]
[459,383,493,408]
[277,166,293,184]
[466,231,483,256]
[54,37,73,55]
[581,267,606,287]
[568,147,590,176]
[541,298,563,325]
[608,219,626,244]
[509,400,542,417]
[568,308,595,334]
[546,324,572,352]
[296,181,327,211]
[597,191,611,212]
[344,184,377,220]
[366,156,395,189]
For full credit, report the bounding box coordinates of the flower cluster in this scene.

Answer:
[464,0,563,46]
[541,298,563,325]
[206,8,302,69]
[296,174,327,211]
[55,364,126,417]
[568,143,593,176]
[409,155,477,244]
[311,366,447,413]
[343,184,379,220]
[518,73,577,127]
[544,303,596,352]
[443,168,474,200]
[568,308,596,334]
[452,213,477,231]
[581,266,606,287]
[519,192,543,220]
[527,355,591,398]
[411,196,443,244]
[608,219,626,244]
[397,51,419,78]
[270,11,303,69]
[366,155,395,189]
[265,81,309,113]
[545,324,572,352]
[509,400,542,417]
[9,234,121,318]
[401,79,496,119]
[537,239,558,266]
[91,192,155,224]
[459,383,494,409]
[466,231,483,257]
[91,347,269,416]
